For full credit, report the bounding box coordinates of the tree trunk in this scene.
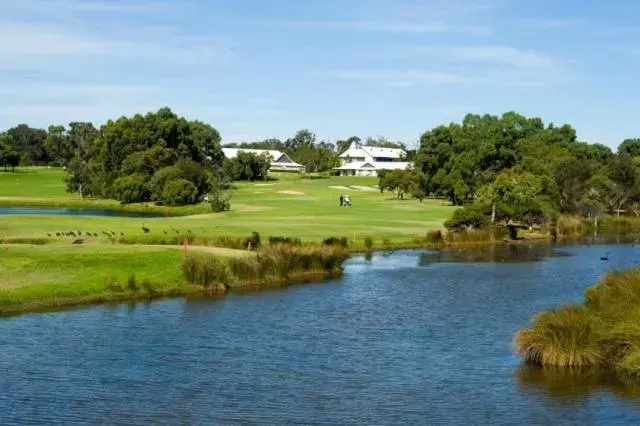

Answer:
[78,184,84,199]
[491,202,496,224]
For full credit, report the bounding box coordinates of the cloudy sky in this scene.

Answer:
[1,0,639,147]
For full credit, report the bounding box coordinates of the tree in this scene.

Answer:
[224,152,270,181]
[379,169,416,200]
[7,124,48,164]
[475,170,542,224]
[618,138,640,157]
[0,132,20,172]
[161,178,198,206]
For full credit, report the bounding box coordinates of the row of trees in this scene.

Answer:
[411,112,640,230]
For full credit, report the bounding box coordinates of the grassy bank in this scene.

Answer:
[0,243,349,316]
[514,269,640,377]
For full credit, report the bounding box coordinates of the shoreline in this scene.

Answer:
[0,267,344,319]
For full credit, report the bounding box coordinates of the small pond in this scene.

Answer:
[0,206,166,218]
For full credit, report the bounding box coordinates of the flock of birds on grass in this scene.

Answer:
[45,224,199,239]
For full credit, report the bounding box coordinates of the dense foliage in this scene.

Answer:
[413,112,640,230]
[223,152,270,181]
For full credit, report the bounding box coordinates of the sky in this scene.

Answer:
[1,0,639,148]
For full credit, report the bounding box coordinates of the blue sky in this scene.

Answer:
[1,0,639,148]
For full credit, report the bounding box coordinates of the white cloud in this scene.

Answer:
[329,69,470,86]
[268,20,491,36]
[391,45,555,69]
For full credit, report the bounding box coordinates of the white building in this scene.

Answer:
[221,148,306,173]
[334,143,413,176]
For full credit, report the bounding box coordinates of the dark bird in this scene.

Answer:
[47,233,52,237]
[56,232,60,237]
[601,253,610,261]
[120,232,124,236]
[142,224,150,233]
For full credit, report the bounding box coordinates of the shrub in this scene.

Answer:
[322,236,349,248]
[364,236,374,250]
[161,178,198,206]
[425,230,444,244]
[268,236,302,246]
[209,190,231,212]
[212,236,245,250]
[444,205,489,231]
[243,231,261,250]
[112,174,151,204]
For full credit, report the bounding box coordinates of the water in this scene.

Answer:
[0,206,165,218]
[2,243,640,424]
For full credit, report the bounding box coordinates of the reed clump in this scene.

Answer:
[514,269,640,376]
[556,215,586,238]
[182,243,350,291]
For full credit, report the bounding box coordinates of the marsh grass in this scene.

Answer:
[514,269,640,376]
[182,244,350,290]
[556,215,586,238]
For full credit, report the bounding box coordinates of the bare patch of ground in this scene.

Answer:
[329,185,350,190]
[350,185,377,192]
[278,190,305,196]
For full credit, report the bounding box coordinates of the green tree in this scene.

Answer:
[475,170,542,224]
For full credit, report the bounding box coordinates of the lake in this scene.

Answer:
[0,206,165,218]
[2,243,640,424]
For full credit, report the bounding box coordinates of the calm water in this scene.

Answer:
[2,244,640,425]
[0,206,164,218]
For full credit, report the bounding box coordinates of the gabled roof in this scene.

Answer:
[221,148,303,167]
[339,143,406,159]
[336,161,413,171]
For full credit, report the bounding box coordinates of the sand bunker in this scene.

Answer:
[278,190,305,196]
[254,183,274,187]
[329,185,350,190]
[350,185,377,192]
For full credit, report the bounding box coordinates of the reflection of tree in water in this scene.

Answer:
[419,243,571,265]
[516,365,640,402]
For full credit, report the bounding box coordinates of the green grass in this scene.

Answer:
[0,244,191,314]
[514,269,640,377]
[0,168,457,248]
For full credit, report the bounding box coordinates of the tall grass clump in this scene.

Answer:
[599,216,640,236]
[364,236,374,251]
[556,215,586,238]
[322,236,349,248]
[514,269,640,377]
[268,236,302,246]
[425,230,444,245]
[514,304,602,368]
[182,244,350,290]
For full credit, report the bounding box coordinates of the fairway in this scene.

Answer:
[0,168,456,246]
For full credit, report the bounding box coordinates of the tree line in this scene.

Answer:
[2,107,639,225]
[411,112,640,230]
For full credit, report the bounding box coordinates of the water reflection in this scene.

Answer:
[516,366,640,402]
[420,243,571,264]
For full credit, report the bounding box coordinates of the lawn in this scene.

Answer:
[0,168,457,245]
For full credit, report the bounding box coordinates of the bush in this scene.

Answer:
[268,236,302,245]
[425,230,444,244]
[182,254,231,288]
[364,236,373,250]
[243,231,261,250]
[112,174,151,204]
[161,178,198,206]
[322,236,349,248]
[444,206,489,231]
[209,189,231,212]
